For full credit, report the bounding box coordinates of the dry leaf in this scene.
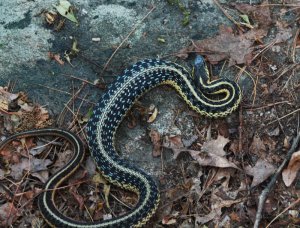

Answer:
[282,150,300,187]
[85,156,97,176]
[173,149,240,170]
[202,135,230,156]
[249,135,266,155]
[195,188,244,225]
[149,129,161,157]
[234,0,272,29]
[48,52,64,65]
[147,105,158,123]
[162,217,177,225]
[53,149,73,170]
[10,158,52,180]
[0,169,5,180]
[244,159,276,187]
[92,173,111,208]
[69,186,84,211]
[0,203,19,226]
[195,210,218,225]
[163,135,184,149]
[178,25,267,66]
[31,170,49,183]
[182,135,198,147]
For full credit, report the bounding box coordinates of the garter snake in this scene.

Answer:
[0,55,241,227]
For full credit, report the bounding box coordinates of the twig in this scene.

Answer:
[289,28,300,63]
[62,74,100,87]
[259,3,300,7]
[57,82,87,127]
[266,107,300,126]
[212,0,243,30]
[266,197,300,228]
[34,83,95,105]
[242,100,291,110]
[100,6,156,77]
[238,105,243,152]
[254,131,300,228]
[234,65,257,106]
[274,62,300,82]
[251,40,276,62]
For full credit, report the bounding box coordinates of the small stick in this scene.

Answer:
[212,0,243,30]
[62,74,99,87]
[100,6,156,77]
[34,83,96,105]
[266,108,300,126]
[266,197,300,228]
[254,131,300,228]
[243,100,291,110]
[289,28,300,63]
[259,3,300,7]
[251,40,276,62]
[57,82,87,127]
[238,105,243,152]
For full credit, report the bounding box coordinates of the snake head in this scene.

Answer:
[193,55,209,85]
[194,55,205,67]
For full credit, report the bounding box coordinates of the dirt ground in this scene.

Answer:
[1,0,300,227]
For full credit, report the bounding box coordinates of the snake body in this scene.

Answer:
[0,56,241,227]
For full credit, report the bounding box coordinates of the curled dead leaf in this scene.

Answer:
[178,25,267,66]
[282,150,300,187]
[249,135,266,155]
[48,52,64,65]
[244,159,276,187]
[149,129,161,157]
[92,173,111,208]
[202,135,230,156]
[0,203,19,226]
[147,104,158,123]
[163,135,183,149]
[173,149,240,170]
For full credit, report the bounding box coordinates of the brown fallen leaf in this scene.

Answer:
[69,185,85,211]
[182,135,198,147]
[195,187,244,225]
[163,135,184,149]
[92,173,111,208]
[234,0,272,29]
[178,25,267,66]
[202,135,230,156]
[249,135,266,156]
[31,170,49,183]
[213,168,236,189]
[282,150,300,187]
[0,169,5,180]
[0,203,19,226]
[53,149,73,171]
[48,52,64,65]
[147,104,158,123]
[149,129,162,157]
[10,158,52,181]
[162,216,177,225]
[244,158,276,187]
[262,135,276,152]
[173,149,240,170]
[0,87,19,112]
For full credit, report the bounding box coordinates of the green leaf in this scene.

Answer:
[54,0,78,24]
[240,14,250,25]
